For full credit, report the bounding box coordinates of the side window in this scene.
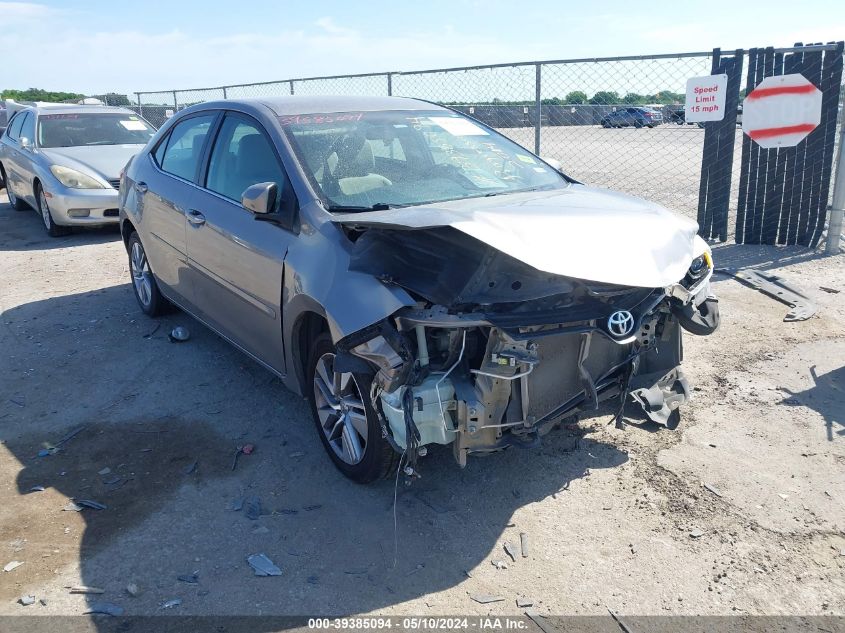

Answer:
[7,112,26,140]
[206,115,285,206]
[19,113,35,143]
[152,132,170,166]
[158,114,215,182]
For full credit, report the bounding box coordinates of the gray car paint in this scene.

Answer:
[121,98,418,394]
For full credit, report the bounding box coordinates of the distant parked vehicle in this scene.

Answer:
[0,104,156,236]
[600,107,663,128]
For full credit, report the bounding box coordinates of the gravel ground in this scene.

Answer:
[0,187,843,622]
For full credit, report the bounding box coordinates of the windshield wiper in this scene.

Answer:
[326,202,405,212]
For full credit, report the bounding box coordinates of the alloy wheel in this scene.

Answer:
[312,352,369,465]
[39,189,52,229]
[130,241,153,308]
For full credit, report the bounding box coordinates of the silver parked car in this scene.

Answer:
[120,96,719,483]
[0,105,156,236]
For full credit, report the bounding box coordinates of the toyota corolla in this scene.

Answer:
[119,96,719,483]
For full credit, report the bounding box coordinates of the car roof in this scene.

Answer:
[243,95,445,116]
[31,105,139,116]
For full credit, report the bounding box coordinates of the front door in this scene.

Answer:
[185,112,292,373]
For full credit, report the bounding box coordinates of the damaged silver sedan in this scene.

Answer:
[119,96,719,483]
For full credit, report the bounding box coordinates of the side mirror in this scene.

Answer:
[242,182,277,214]
[20,137,32,150]
[541,156,564,173]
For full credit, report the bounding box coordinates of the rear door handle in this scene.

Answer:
[186,209,206,226]
[134,181,148,194]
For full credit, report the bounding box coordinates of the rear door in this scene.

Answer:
[139,112,216,307]
[185,111,293,373]
[3,112,29,197]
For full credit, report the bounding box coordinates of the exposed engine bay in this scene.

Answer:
[334,223,719,473]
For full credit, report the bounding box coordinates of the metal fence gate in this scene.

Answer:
[113,44,845,245]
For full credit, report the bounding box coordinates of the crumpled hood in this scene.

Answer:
[331,184,704,288]
[40,145,144,181]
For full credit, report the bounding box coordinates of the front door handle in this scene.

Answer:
[186,209,206,226]
[134,181,148,194]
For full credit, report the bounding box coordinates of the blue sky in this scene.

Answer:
[2,0,842,95]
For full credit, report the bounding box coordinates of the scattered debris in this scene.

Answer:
[55,425,87,448]
[143,322,161,338]
[178,573,199,584]
[503,541,518,562]
[606,608,634,633]
[68,586,105,594]
[516,598,534,608]
[231,444,256,471]
[470,593,504,604]
[242,444,255,455]
[76,499,107,510]
[39,599,47,607]
[690,529,705,539]
[230,497,245,512]
[182,460,198,475]
[85,602,125,617]
[520,532,529,558]
[28,485,45,493]
[98,467,111,476]
[19,595,36,606]
[302,504,322,511]
[819,286,840,294]
[491,560,508,570]
[525,608,555,633]
[160,598,182,609]
[289,451,305,458]
[778,493,789,500]
[463,570,472,579]
[306,575,319,585]
[252,525,270,535]
[103,475,122,485]
[9,398,25,408]
[247,553,282,577]
[406,563,425,576]
[169,326,190,342]
[717,268,816,321]
[245,496,262,521]
[126,583,141,597]
[62,502,83,512]
[703,483,723,498]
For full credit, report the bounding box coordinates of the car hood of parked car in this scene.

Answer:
[330,184,705,289]
[39,145,144,181]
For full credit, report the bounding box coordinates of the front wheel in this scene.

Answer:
[127,232,168,316]
[36,183,70,236]
[307,333,397,483]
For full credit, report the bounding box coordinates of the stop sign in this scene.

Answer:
[742,74,823,148]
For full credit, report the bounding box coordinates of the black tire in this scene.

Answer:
[307,332,398,483]
[1,164,29,211]
[35,182,70,236]
[127,231,169,317]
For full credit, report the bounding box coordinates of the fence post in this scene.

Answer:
[223,87,228,99]
[289,81,295,96]
[136,93,143,118]
[826,114,845,253]
[534,63,541,155]
[387,73,393,96]
[173,91,178,111]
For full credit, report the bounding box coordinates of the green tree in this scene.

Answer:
[563,91,587,105]
[1,88,85,103]
[589,91,620,105]
[98,93,131,106]
[622,92,646,104]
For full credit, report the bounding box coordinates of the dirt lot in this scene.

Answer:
[1,187,844,622]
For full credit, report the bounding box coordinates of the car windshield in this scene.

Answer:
[280,110,567,210]
[38,113,156,148]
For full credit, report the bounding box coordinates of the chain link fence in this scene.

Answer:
[121,47,844,234]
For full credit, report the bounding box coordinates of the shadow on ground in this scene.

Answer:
[1,281,629,624]
[781,365,845,441]
[0,190,120,251]
[711,242,831,272]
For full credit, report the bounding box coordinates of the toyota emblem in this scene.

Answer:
[607,310,635,337]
